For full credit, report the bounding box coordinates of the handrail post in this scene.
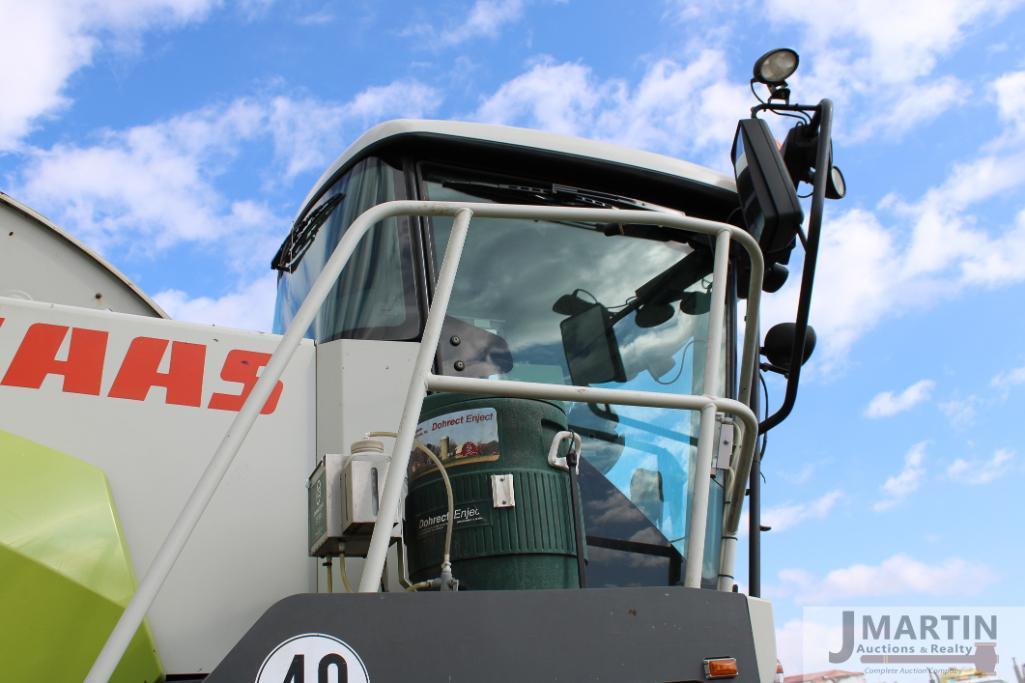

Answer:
[682,228,731,587]
[357,208,474,592]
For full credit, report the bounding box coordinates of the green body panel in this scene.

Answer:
[0,429,163,682]
[406,394,582,590]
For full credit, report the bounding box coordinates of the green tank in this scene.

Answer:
[405,393,582,590]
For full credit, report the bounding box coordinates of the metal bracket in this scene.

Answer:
[491,474,516,508]
[547,431,583,473]
[714,417,735,472]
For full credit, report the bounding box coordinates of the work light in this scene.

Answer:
[753,48,799,85]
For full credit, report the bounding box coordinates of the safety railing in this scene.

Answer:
[86,200,765,682]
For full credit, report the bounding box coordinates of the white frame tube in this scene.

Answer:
[682,228,732,587]
[357,208,473,590]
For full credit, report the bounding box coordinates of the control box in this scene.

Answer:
[307,449,401,558]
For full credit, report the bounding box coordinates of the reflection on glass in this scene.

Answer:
[424,164,728,586]
[273,157,418,341]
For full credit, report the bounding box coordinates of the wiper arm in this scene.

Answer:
[440,177,655,211]
[440,177,687,238]
[272,193,345,273]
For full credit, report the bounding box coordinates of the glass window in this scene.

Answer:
[273,157,420,341]
[422,164,728,586]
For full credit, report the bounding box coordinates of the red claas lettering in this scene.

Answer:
[208,349,283,415]
[108,337,206,407]
[1,323,108,395]
[1,322,285,413]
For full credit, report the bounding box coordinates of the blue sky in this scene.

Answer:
[2,0,1025,673]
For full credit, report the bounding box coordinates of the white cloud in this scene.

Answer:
[294,9,334,26]
[775,618,845,678]
[473,49,749,165]
[947,448,1015,484]
[155,273,278,331]
[475,60,602,136]
[403,0,527,46]
[741,490,843,536]
[767,0,1017,85]
[778,553,996,604]
[13,81,440,252]
[16,98,270,250]
[780,461,820,485]
[993,70,1025,139]
[444,0,524,44]
[992,363,1025,389]
[849,77,963,142]
[939,394,981,428]
[761,208,903,366]
[957,210,1025,286]
[267,83,440,179]
[864,379,935,418]
[0,0,219,150]
[873,441,927,511]
[342,81,442,128]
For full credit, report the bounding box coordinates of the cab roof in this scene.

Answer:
[297,119,736,221]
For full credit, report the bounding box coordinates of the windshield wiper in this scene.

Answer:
[271,193,345,273]
[440,177,653,211]
[439,177,692,242]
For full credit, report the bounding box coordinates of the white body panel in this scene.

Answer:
[0,298,314,673]
[748,596,778,682]
[314,338,419,590]
[315,338,419,459]
[297,119,735,219]
[0,192,166,317]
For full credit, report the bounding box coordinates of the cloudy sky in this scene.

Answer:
[2,0,1024,674]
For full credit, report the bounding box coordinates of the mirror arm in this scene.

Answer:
[758,98,832,434]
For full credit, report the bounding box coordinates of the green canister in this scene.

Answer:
[405,393,582,590]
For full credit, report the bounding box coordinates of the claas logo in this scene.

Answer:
[0,318,283,414]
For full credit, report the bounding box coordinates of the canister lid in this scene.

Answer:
[350,439,385,454]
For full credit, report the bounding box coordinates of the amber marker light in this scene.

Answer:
[703,657,739,679]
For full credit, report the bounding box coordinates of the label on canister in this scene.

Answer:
[409,407,499,479]
[414,500,490,538]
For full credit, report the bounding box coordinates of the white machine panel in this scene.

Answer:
[0,298,316,673]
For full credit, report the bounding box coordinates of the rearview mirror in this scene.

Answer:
[561,303,626,386]
[732,118,804,262]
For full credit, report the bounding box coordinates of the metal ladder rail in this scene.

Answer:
[86,200,764,682]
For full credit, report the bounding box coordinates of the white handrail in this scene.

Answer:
[86,200,764,681]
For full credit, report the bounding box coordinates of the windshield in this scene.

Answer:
[423,164,728,587]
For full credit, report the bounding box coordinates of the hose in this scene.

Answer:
[338,555,353,593]
[365,431,456,576]
[413,441,454,571]
[405,580,434,592]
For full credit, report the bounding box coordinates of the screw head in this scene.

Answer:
[454,360,466,371]
[450,335,461,346]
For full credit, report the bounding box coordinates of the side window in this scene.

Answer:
[273,158,421,341]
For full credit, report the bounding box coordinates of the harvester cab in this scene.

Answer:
[0,50,844,682]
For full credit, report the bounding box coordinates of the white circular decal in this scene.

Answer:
[255,633,370,683]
